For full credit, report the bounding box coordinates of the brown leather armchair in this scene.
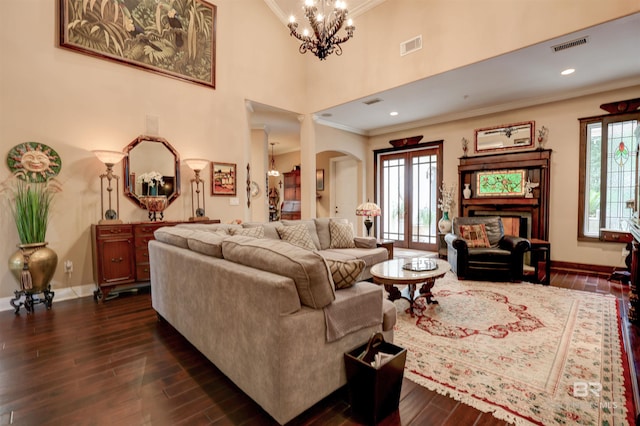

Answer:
[444,216,530,282]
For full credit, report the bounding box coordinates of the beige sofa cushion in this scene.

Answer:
[354,236,378,249]
[221,235,335,309]
[314,217,348,250]
[154,227,195,248]
[187,230,229,258]
[277,224,316,251]
[321,247,389,268]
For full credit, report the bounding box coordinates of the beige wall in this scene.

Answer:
[1,1,638,298]
[0,0,306,297]
[369,85,640,268]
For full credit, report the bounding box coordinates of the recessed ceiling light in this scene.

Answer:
[561,68,575,76]
[390,111,399,116]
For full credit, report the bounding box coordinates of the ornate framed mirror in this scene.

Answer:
[474,121,534,153]
[123,135,180,208]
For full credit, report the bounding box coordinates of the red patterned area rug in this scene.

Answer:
[392,273,634,425]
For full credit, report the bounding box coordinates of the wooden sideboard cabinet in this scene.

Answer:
[92,219,219,301]
[91,224,135,300]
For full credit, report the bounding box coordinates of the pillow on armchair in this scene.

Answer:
[459,224,490,248]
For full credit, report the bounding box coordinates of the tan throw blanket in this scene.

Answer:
[323,283,383,342]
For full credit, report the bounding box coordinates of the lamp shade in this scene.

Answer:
[356,202,381,217]
[184,158,209,171]
[92,150,126,165]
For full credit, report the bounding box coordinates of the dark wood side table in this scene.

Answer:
[529,238,551,285]
[376,240,394,260]
[438,233,448,259]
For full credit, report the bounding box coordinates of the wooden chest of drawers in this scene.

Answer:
[92,219,219,301]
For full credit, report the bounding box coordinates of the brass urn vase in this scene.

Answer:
[8,242,58,294]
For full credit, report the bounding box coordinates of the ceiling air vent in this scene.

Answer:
[363,98,383,105]
[551,36,589,52]
[400,35,422,56]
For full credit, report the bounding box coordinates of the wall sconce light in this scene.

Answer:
[356,201,382,237]
[93,150,126,224]
[184,158,209,221]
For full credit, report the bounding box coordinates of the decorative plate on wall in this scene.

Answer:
[7,142,62,182]
[250,181,260,197]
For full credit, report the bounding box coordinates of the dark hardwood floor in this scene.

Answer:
[0,271,638,425]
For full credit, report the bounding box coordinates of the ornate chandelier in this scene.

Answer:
[288,0,355,60]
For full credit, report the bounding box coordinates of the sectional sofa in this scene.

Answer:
[148,218,395,424]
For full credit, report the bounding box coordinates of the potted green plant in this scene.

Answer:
[1,171,61,305]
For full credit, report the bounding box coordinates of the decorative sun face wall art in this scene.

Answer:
[7,142,62,182]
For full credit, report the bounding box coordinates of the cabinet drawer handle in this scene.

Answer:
[111,257,124,263]
[109,229,122,234]
[143,253,148,257]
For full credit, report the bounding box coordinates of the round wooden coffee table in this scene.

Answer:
[370,257,450,315]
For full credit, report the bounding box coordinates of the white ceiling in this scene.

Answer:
[253,3,640,151]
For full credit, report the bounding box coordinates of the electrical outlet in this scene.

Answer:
[64,260,73,273]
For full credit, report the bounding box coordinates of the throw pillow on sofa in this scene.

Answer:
[329,220,356,249]
[231,226,264,239]
[277,224,316,251]
[325,258,365,289]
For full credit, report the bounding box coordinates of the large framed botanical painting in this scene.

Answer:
[59,0,216,89]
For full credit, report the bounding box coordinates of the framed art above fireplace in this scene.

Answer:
[475,121,534,153]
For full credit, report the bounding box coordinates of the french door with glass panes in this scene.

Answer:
[379,145,443,251]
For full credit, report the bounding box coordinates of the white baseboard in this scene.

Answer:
[0,283,96,313]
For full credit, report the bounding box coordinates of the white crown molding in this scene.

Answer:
[313,116,368,136]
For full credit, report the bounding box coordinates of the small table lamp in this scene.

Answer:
[184,158,209,221]
[356,201,381,237]
[93,150,127,224]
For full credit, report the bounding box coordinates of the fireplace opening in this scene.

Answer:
[471,211,532,239]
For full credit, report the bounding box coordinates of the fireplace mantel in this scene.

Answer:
[457,149,551,240]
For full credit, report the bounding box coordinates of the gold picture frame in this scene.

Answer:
[211,162,236,196]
